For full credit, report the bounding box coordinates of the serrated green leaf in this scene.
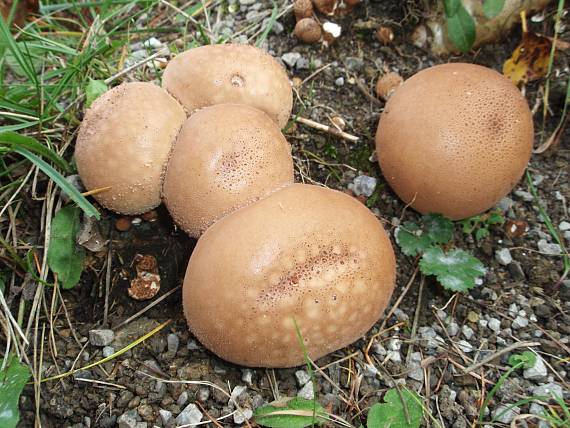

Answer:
[483,0,505,18]
[396,222,433,257]
[0,355,31,428]
[475,228,489,241]
[447,3,476,53]
[443,0,462,17]
[487,212,505,225]
[367,388,423,428]
[460,216,479,234]
[47,206,85,289]
[85,78,108,108]
[423,214,453,244]
[254,398,327,428]
[508,351,536,369]
[420,248,486,292]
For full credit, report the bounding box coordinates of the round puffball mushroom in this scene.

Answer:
[162,44,293,129]
[162,103,294,238]
[182,184,396,367]
[75,82,186,214]
[376,63,533,220]
[294,18,322,44]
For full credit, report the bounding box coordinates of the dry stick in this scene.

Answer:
[300,63,334,87]
[295,117,359,142]
[462,341,541,374]
[56,282,82,348]
[353,75,382,107]
[378,264,419,333]
[114,285,181,330]
[196,401,225,428]
[406,274,424,365]
[103,237,113,326]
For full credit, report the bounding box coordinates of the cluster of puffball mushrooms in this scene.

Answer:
[75,43,533,368]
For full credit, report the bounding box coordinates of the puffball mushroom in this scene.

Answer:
[182,184,396,367]
[376,63,533,220]
[75,82,186,214]
[162,44,293,129]
[162,103,294,238]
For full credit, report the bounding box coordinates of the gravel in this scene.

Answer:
[512,315,529,329]
[492,404,519,424]
[175,404,203,426]
[537,239,562,255]
[159,409,172,425]
[523,355,548,380]
[349,175,378,197]
[559,221,570,231]
[281,52,301,68]
[495,248,513,266]
[295,370,311,386]
[102,346,114,358]
[241,369,253,386]
[117,410,140,428]
[297,382,315,400]
[532,382,563,399]
[167,333,179,355]
[488,318,501,333]
[89,329,114,346]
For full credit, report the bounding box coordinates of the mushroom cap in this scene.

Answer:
[376,63,533,219]
[75,82,186,215]
[162,44,293,129]
[375,72,403,101]
[162,104,294,238]
[294,18,322,44]
[182,184,396,367]
[293,0,313,20]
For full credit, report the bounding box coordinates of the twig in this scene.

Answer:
[378,264,419,332]
[295,117,359,142]
[406,274,424,364]
[353,75,382,107]
[114,285,181,330]
[463,341,541,374]
[103,236,113,326]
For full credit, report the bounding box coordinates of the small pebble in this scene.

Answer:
[512,315,529,329]
[457,340,473,353]
[177,391,189,407]
[102,346,114,358]
[159,409,172,425]
[89,329,114,347]
[523,354,548,380]
[167,333,179,355]
[281,52,301,68]
[335,77,344,86]
[297,382,314,400]
[495,248,513,266]
[447,322,459,337]
[349,175,377,197]
[241,369,253,386]
[467,311,480,323]
[514,190,534,202]
[559,221,570,231]
[492,405,519,424]
[462,325,474,340]
[233,408,253,425]
[538,239,562,255]
[295,370,311,386]
[532,382,563,399]
[175,403,203,426]
[197,387,210,402]
[488,318,501,333]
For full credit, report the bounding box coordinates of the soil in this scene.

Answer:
[16,1,570,427]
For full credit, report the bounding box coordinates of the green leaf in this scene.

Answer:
[423,214,453,244]
[446,3,476,53]
[0,131,70,172]
[420,248,486,292]
[508,351,536,369]
[0,355,31,428]
[460,216,479,234]
[443,0,462,17]
[84,78,108,108]
[396,214,453,257]
[367,388,423,428]
[475,228,489,241]
[483,0,505,18]
[47,206,85,289]
[487,212,505,225]
[14,148,100,219]
[254,397,327,428]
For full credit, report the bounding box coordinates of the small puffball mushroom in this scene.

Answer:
[162,104,294,238]
[313,0,336,15]
[294,18,322,44]
[183,184,396,367]
[376,63,533,220]
[375,72,403,101]
[75,82,185,214]
[293,0,313,21]
[162,44,293,129]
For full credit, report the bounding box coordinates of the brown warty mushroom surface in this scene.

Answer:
[376,63,533,220]
[162,44,293,129]
[75,82,186,214]
[162,104,294,238]
[182,184,396,367]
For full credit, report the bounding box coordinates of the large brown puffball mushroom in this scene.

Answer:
[376,63,533,220]
[182,184,396,367]
[162,104,294,238]
[75,82,186,214]
[162,44,293,129]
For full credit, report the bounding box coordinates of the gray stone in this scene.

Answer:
[532,383,563,399]
[349,175,377,197]
[523,355,548,380]
[565,231,570,241]
[177,391,189,407]
[239,0,255,5]
[372,343,387,356]
[492,405,519,423]
[241,369,253,386]
[89,329,114,347]
[393,308,409,322]
[387,350,402,363]
[117,410,140,428]
[514,190,534,202]
[496,197,514,212]
[457,340,473,353]
[159,409,172,425]
[167,334,179,355]
[295,370,311,386]
[296,57,310,70]
[262,17,283,34]
[281,52,301,68]
[447,322,459,337]
[297,382,314,400]
[142,37,162,49]
[197,387,210,402]
[495,248,513,266]
[512,315,529,329]
[335,77,344,86]
[230,385,247,404]
[407,352,424,382]
[538,239,562,255]
[175,403,203,426]
[387,338,401,351]
[233,408,253,425]
[102,346,114,358]
[488,318,501,333]
[559,221,570,231]
[187,340,201,351]
[508,262,526,280]
[345,57,364,72]
[462,325,474,340]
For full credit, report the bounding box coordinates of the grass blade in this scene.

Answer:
[0,131,70,171]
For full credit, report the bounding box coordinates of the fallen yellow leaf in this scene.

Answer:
[503,32,552,85]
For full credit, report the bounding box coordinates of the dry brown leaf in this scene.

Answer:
[534,114,568,154]
[503,32,552,86]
